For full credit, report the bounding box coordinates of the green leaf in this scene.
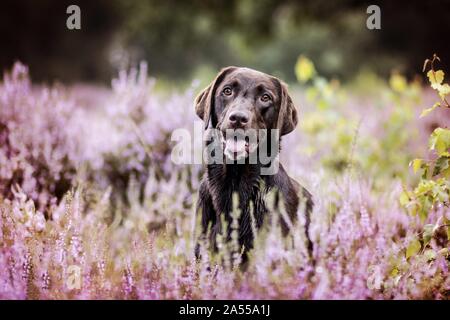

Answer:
[422,165,429,180]
[420,102,440,117]
[438,83,450,99]
[438,248,449,257]
[390,266,399,277]
[432,156,450,176]
[427,70,444,87]
[441,165,450,178]
[423,249,437,261]
[406,238,421,259]
[295,56,316,83]
[429,128,450,156]
[415,180,434,195]
[415,193,432,222]
[422,224,434,247]
[390,72,407,92]
[399,191,410,207]
[411,159,422,174]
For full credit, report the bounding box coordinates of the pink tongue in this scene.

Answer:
[227,139,246,153]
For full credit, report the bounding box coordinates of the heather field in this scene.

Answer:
[0,59,449,300]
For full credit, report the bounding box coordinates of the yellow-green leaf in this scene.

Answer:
[420,102,440,117]
[438,248,449,257]
[390,72,407,92]
[427,69,444,86]
[429,128,450,156]
[406,238,421,259]
[442,166,450,178]
[438,83,450,99]
[295,56,316,83]
[423,249,436,261]
[433,156,450,176]
[411,159,422,174]
[399,191,410,206]
[390,267,399,277]
[422,224,434,247]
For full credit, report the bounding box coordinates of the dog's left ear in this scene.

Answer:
[194,66,236,129]
[276,80,298,136]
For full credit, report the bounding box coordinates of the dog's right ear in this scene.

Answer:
[194,66,236,129]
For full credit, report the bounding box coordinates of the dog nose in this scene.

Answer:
[229,111,249,127]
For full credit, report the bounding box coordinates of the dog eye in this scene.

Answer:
[222,87,232,96]
[260,93,272,102]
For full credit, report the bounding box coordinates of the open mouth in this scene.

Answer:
[221,131,258,161]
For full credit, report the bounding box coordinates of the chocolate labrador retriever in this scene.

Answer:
[194,66,313,262]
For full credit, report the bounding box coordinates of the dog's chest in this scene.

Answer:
[207,165,269,226]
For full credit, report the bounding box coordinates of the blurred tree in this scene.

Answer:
[1,0,450,83]
[0,0,124,83]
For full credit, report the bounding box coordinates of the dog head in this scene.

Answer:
[195,67,298,161]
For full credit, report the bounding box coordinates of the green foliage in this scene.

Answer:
[406,237,421,259]
[429,128,450,158]
[401,54,450,243]
[115,1,399,82]
[295,55,316,83]
[401,179,449,221]
[296,57,420,182]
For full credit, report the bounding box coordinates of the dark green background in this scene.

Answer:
[1,0,449,83]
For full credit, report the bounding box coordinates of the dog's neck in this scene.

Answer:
[206,161,272,208]
[206,162,268,246]
[207,162,262,189]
